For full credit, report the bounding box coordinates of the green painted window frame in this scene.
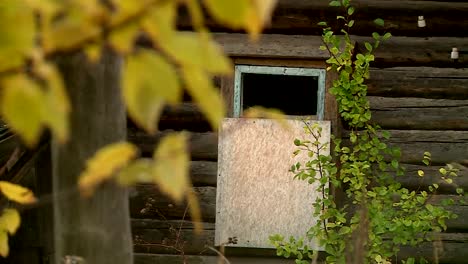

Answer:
[233,65,326,120]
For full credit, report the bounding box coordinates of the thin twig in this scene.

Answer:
[205,246,231,264]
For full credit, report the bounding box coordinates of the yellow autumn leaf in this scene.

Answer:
[0,75,45,146]
[0,231,8,257]
[158,32,232,75]
[84,42,102,63]
[182,67,226,130]
[245,0,277,39]
[0,209,20,235]
[0,181,36,204]
[116,158,154,186]
[123,50,181,133]
[187,189,203,233]
[203,0,250,29]
[243,106,288,128]
[36,63,70,143]
[79,142,138,196]
[109,22,139,54]
[141,0,176,40]
[153,132,190,203]
[42,1,103,52]
[111,0,152,25]
[0,0,35,72]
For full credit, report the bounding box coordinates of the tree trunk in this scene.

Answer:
[52,50,133,264]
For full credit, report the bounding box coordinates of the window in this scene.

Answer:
[233,65,326,119]
[216,63,332,250]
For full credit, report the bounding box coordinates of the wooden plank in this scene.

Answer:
[177,0,468,37]
[128,129,218,161]
[367,67,468,99]
[342,130,468,164]
[132,220,215,255]
[221,75,235,118]
[369,97,468,130]
[134,253,295,264]
[396,163,468,193]
[213,33,468,67]
[215,33,328,59]
[130,185,217,221]
[190,161,217,186]
[53,50,133,264]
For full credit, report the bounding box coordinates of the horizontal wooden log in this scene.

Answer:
[336,130,468,164]
[178,0,468,37]
[128,129,218,161]
[130,184,468,231]
[384,130,468,165]
[213,33,468,67]
[215,33,329,60]
[130,185,216,221]
[367,67,468,99]
[369,97,468,130]
[190,161,217,186]
[134,223,468,263]
[132,220,215,255]
[397,163,468,193]
[134,253,293,264]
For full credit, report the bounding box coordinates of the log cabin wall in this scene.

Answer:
[130,1,468,263]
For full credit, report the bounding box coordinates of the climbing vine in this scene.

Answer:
[270,0,464,263]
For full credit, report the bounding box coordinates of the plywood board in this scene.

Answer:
[216,118,330,249]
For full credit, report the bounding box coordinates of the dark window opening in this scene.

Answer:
[242,73,318,116]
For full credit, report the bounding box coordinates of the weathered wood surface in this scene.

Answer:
[384,130,468,165]
[130,185,217,221]
[178,0,468,37]
[131,129,468,166]
[134,253,295,264]
[128,129,218,160]
[132,216,468,263]
[53,51,133,264]
[132,220,215,255]
[213,33,468,67]
[367,68,468,99]
[341,130,468,164]
[369,97,468,130]
[397,163,468,193]
[130,185,468,230]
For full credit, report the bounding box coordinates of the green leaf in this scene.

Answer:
[0,75,44,146]
[417,170,424,177]
[123,50,182,133]
[153,132,190,202]
[439,167,447,176]
[374,18,385,27]
[347,6,355,15]
[348,20,354,27]
[182,66,226,130]
[382,32,392,40]
[372,32,380,40]
[329,1,341,7]
[365,42,373,52]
